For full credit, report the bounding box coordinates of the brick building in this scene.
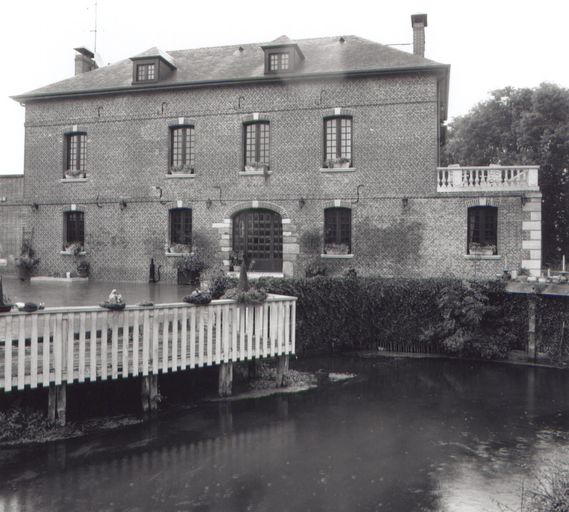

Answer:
[0,175,28,273]
[11,14,542,282]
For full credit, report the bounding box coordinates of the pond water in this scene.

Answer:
[0,276,194,307]
[1,356,569,511]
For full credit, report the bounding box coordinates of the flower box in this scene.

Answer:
[324,243,350,255]
[325,158,351,169]
[468,243,496,256]
[244,162,269,173]
[169,164,194,174]
[64,170,86,179]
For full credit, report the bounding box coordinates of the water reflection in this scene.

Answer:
[0,276,194,308]
[1,357,569,511]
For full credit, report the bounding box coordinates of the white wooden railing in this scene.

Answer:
[437,165,539,192]
[0,295,296,392]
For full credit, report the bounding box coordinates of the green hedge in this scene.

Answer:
[251,276,532,360]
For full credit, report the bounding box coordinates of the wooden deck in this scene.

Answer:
[0,294,296,392]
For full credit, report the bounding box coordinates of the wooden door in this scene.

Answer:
[232,210,283,272]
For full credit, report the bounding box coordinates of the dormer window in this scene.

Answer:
[136,63,156,82]
[262,38,304,75]
[130,47,176,85]
[269,52,289,72]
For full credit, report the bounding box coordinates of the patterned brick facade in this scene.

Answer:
[17,54,539,282]
[0,176,27,274]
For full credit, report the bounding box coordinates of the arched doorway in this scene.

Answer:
[232,209,283,272]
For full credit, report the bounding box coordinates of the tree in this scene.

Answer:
[444,83,569,267]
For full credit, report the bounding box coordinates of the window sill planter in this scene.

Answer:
[165,252,191,257]
[244,163,269,173]
[464,254,501,260]
[60,177,88,183]
[61,250,87,256]
[239,170,273,176]
[325,159,352,169]
[165,173,195,180]
[320,254,354,259]
[319,167,356,174]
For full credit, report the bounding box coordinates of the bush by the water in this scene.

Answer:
[249,276,528,359]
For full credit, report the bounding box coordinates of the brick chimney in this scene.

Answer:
[411,14,428,57]
[74,47,98,75]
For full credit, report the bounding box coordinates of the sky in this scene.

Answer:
[1,0,568,174]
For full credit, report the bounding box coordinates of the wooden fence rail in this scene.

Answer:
[0,294,297,392]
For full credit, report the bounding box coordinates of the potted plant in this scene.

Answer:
[169,163,194,174]
[175,251,207,286]
[0,276,13,313]
[100,289,126,310]
[326,157,351,169]
[64,169,86,179]
[77,260,90,278]
[15,241,40,281]
[63,242,84,255]
[323,243,350,255]
[244,161,268,172]
[229,250,242,272]
[468,243,496,256]
[183,289,213,305]
[168,243,192,254]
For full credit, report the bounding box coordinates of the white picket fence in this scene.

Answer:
[0,294,296,392]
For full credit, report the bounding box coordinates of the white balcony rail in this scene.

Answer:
[0,294,296,392]
[437,165,539,192]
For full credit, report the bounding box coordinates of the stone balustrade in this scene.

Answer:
[437,165,539,192]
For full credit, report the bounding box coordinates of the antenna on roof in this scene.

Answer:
[90,0,98,53]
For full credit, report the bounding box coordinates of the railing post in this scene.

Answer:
[218,362,233,397]
[276,355,289,388]
[141,374,159,415]
[48,383,67,426]
[527,167,539,188]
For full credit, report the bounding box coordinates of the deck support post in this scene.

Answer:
[48,383,67,426]
[141,375,159,415]
[218,362,233,397]
[276,355,289,388]
[528,295,537,362]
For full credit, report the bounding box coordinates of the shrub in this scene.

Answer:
[254,276,525,358]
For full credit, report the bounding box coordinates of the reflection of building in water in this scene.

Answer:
[1,420,296,511]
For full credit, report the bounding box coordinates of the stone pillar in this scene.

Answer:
[276,355,289,388]
[48,383,67,426]
[521,192,542,278]
[141,375,159,415]
[219,362,233,397]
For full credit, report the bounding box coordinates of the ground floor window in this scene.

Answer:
[169,208,192,252]
[324,207,351,255]
[64,211,84,250]
[467,206,497,255]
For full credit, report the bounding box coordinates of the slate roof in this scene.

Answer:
[13,35,449,102]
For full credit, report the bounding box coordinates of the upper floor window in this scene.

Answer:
[324,116,352,169]
[169,208,192,253]
[170,125,195,174]
[64,211,85,250]
[136,63,156,82]
[467,206,497,255]
[244,121,270,171]
[65,132,87,178]
[269,52,289,72]
[324,207,352,255]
